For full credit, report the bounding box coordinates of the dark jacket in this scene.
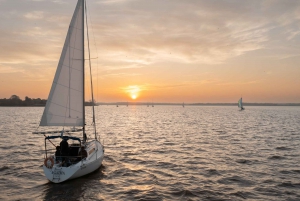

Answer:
[60,140,69,155]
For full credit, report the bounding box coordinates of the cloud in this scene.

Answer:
[24,11,44,19]
[51,0,66,4]
[1,0,300,95]
[0,65,24,74]
[216,80,262,86]
[92,1,290,64]
[0,30,59,64]
[2,0,300,74]
[102,72,141,78]
[87,0,300,68]
[97,0,134,4]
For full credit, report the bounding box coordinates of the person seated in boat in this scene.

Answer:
[60,138,69,164]
[55,146,61,162]
[60,138,69,154]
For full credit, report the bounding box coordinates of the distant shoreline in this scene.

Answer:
[2,95,299,107]
[2,103,300,107]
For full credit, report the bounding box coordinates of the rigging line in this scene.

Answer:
[69,25,71,118]
[85,1,99,60]
[86,0,100,140]
[44,134,56,148]
[85,0,97,140]
[84,4,92,113]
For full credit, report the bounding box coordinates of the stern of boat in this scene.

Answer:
[43,164,79,183]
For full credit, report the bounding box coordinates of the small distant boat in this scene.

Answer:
[238,97,245,111]
[33,0,104,183]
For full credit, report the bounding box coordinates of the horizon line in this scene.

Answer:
[98,102,300,106]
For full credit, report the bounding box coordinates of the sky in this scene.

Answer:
[0,0,300,103]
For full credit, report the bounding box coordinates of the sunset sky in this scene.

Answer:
[0,0,300,103]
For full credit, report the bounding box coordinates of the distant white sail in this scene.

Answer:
[238,97,244,110]
[40,0,84,126]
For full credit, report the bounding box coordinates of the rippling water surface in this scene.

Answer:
[0,106,300,200]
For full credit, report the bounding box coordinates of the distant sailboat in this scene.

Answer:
[238,97,245,110]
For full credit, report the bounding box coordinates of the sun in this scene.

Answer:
[122,85,141,100]
[131,94,137,100]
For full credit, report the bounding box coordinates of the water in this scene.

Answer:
[0,106,300,200]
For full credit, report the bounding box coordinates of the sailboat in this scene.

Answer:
[238,97,245,110]
[33,0,104,183]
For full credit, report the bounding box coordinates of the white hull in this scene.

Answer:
[43,140,104,183]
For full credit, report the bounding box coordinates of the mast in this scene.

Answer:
[82,0,85,137]
[85,0,97,140]
[68,25,71,118]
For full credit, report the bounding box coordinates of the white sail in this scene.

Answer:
[40,0,84,126]
[238,97,244,110]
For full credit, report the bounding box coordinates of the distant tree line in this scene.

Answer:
[0,95,96,106]
[0,95,47,106]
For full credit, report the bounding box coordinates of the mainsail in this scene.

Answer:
[40,0,84,126]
